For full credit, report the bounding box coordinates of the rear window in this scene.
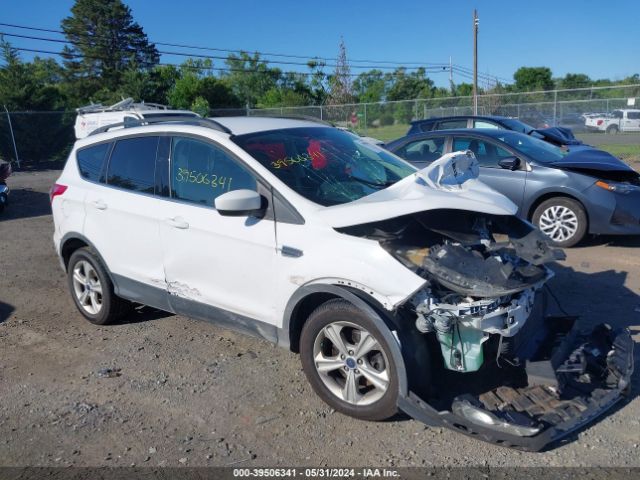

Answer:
[77,143,110,182]
[106,136,159,194]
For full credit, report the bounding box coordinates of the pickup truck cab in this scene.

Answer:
[585,109,640,134]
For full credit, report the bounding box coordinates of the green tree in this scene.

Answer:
[353,70,386,103]
[61,0,159,97]
[223,53,281,107]
[0,36,72,162]
[513,67,554,91]
[559,73,591,90]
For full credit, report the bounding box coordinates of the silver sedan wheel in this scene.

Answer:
[538,205,579,243]
[313,321,390,406]
[72,260,103,315]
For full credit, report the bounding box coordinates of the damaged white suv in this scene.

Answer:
[52,116,633,450]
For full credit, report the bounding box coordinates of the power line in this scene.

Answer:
[0,21,447,67]
[0,31,447,71]
[11,46,452,78]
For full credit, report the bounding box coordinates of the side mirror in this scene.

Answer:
[215,189,264,217]
[498,156,521,171]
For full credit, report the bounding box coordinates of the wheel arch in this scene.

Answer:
[60,233,118,291]
[281,284,409,398]
[527,192,590,230]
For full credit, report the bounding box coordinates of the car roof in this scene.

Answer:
[212,116,328,135]
[75,115,332,145]
[410,115,512,125]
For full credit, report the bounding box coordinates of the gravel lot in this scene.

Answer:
[1,169,639,467]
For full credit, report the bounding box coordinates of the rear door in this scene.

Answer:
[450,135,528,212]
[83,135,169,308]
[159,135,278,326]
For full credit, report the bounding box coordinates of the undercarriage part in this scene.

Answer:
[399,319,634,451]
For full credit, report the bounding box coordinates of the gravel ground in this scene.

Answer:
[1,169,639,467]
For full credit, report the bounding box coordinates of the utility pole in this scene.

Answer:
[3,105,20,169]
[472,9,479,115]
[449,56,454,94]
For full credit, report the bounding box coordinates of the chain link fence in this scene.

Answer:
[2,84,640,167]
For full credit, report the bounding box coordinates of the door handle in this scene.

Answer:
[91,200,107,210]
[166,217,189,229]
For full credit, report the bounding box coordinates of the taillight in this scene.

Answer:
[50,183,68,203]
[597,119,603,126]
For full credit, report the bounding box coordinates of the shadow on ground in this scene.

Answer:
[0,188,51,221]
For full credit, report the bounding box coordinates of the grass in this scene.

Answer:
[596,144,640,168]
[354,124,410,142]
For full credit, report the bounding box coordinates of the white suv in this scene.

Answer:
[51,116,633,451]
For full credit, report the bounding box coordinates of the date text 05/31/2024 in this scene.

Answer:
[233,468,400,478]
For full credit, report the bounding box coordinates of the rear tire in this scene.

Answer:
[532,197,587,248]
[0,192,7,213]
[67,247,132,325]
[300,299,398,421]
[606,125,619,134]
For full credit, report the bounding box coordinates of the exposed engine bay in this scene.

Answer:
[339,208,564,374]
[339,209,633,449]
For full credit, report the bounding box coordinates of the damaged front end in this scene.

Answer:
[338,209,634,450]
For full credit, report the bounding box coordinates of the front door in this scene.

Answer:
[159,135,278,326]
[451,135,528,213]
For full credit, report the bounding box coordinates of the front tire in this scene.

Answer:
[532,197,587,248]
[300,299,398,421]
[67,247,131,325]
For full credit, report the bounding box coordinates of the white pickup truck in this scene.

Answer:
[585,108,640,133]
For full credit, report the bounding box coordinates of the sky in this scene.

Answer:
[2,0,639,88]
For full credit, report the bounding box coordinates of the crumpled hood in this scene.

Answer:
[317,151,518,228]
[550,148,635,172]
[533,127,583,146]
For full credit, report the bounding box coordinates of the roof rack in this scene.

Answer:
[88,116,232,136]
[77,98,173,114]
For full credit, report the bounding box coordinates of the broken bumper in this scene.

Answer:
[398,323,634,451]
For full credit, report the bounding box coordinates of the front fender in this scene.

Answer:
[280,283,409,398]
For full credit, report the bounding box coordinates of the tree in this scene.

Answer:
[223,53,281,107]
[0,36,72,162]
[353,69,386,103]
[559,73,591,90]
[61,0,159,95]
[168,59,239,111]
[327,38,354,105]
[513,67,554,91]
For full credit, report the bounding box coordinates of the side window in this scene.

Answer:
[612,110,623,119]
[106,136,159,193]
[171,136,257,207]
[453,137,512,168]
[435,119,468,130]
[398,137,445,162]
[473,120,500,129]
[77,143,110,182]
[626,111,640,120]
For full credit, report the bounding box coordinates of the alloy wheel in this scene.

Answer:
[72,260,103,315]
[312,321,390,406]
[538,205,579,243]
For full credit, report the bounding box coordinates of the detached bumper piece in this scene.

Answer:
[399,320,634,451]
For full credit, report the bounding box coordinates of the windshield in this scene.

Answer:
[233,127,416,206]
[497,132,566,163]
[500,118,534,134]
